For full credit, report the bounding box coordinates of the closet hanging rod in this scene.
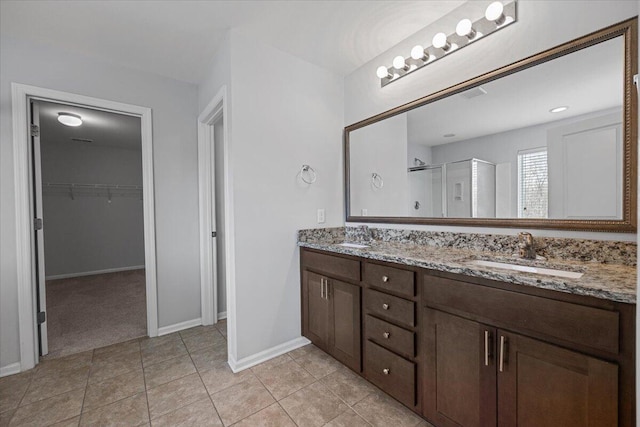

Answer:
[43,182,142,190]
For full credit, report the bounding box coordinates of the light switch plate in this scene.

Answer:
[361,209,368,216]
[317,208,325,223]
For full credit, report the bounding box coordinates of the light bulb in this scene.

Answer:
[411,45,428,61]
[456,19,476,38]
[393,55,407,70]
[549,106,569,113]
[485,1,505,24]
[376,66,390,79]
[57,113,82,127]
[432,32,449,50]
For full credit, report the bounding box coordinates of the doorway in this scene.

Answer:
[32,100,147,358]
[12,83,158,370]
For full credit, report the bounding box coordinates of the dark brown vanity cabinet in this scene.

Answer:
[423,274,626,427]
[301,251,361,372]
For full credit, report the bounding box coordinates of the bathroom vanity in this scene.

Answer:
[299,235,636,427]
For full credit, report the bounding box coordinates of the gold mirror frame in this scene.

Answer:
[345,18,637,232]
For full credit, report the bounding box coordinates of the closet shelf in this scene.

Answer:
[43,182,143,200]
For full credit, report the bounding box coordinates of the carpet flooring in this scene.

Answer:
[45,269,147,359]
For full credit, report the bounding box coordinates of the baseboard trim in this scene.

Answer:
[0,362,21,378]
[157,318,202,336]
[46,265,145,280]
[228,336,311,373]
[217,311,227,321]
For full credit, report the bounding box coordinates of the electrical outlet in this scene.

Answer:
[361,209,368,216]
[317,208,325,224]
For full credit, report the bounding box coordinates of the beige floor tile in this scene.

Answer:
[50,416,80,427]
[320,366,376,405]
[151,398,222,427]
[89,350,142,384]
[139,333,181,351]
[0,372,32,413]
[325,408,371,427]
[141,340,188,367]
[215,320,227,338]
[253,359,315,400]
[79,392,149,427]
[190,343,227,373]
[251,354,293,376]
[0,410,15,427]
[144,355,196,389]
[287,343,316,360]
[199,361,254,395]
[231,403,295,427]
[182,330,225,353]
[10,388,84,427]
[21,366,88,405]
[147,373,208,419]
[295,347,341,379]
[352,392,422,427]
[210,377,275,426]
[279,381,348,427]
[34,351,93,379]
[178,325,217,339]
[93,339,141,360]
[83,368,145,411]
[416,421,436,427]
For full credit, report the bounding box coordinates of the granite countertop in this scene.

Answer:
[298,238,636,304]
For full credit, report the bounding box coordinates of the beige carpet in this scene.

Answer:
[44,269,147,359]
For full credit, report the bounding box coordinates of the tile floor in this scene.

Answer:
[1,320,434,427]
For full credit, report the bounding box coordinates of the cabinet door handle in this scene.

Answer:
[383,332,390,339]
[382,303,389,310]
[320,278,324,299]
[499,335,507,372]
[484,330,492,366]
[382,368,390,375]
[382,275,389,282]
[325,280,330,299]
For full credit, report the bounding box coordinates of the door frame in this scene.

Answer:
[197,86,237,364]
[11,83,159,371]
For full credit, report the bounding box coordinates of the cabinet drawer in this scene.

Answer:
[366,289,415,327]
[365,340,415,407]
[424,275,620,354]
[365,315,415,358]
[302,250,360,282]
[363,262,415,297]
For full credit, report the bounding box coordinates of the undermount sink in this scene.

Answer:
[470,260,584,279]
[337,242,369,249]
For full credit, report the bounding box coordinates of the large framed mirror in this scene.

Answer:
[345,18,637,232]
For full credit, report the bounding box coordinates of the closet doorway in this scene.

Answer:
[31,99,148,358]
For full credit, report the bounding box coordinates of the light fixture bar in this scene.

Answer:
[378,0,517,87]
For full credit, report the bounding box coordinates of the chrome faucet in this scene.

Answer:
[518,232,536,260]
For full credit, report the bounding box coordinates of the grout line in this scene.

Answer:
[139,340,153,425]
[274,401,300,427]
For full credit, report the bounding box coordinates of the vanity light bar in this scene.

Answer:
[377,0,517,87]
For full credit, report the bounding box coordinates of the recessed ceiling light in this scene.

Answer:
[444,133,456,138]
[549,106,569,113]
[58,113,82,127]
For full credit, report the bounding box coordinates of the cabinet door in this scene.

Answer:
[497,330,618,427]
[423,309,496,427]
[329,279,361,372]
[302,271,330,349]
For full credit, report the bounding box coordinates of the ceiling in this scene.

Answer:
[38,101,141,150]
[0,0,465,84]
[407,36,623,147]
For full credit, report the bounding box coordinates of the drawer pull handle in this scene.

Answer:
[382,368,390,375]
[383,332,390,339]
[382,303,389,310]
[499,335,507,372]
[382,276,389,282]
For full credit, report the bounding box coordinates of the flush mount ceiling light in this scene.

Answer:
[57,112,83,127]
[376,0,517,87]
[549,106,569,113]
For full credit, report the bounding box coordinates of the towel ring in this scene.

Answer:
[301,165,317,184]
[371,173,384,189]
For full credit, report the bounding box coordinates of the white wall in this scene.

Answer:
[198,30,344,362]
[40,138,145,277]
[214,119,227,315]
[344,0,638,241]
[349,114,408,217]
[1,37,201,370]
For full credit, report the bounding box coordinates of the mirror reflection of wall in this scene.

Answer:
[349,35,624,221]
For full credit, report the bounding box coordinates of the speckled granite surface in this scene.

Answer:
[298,227,636,304]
